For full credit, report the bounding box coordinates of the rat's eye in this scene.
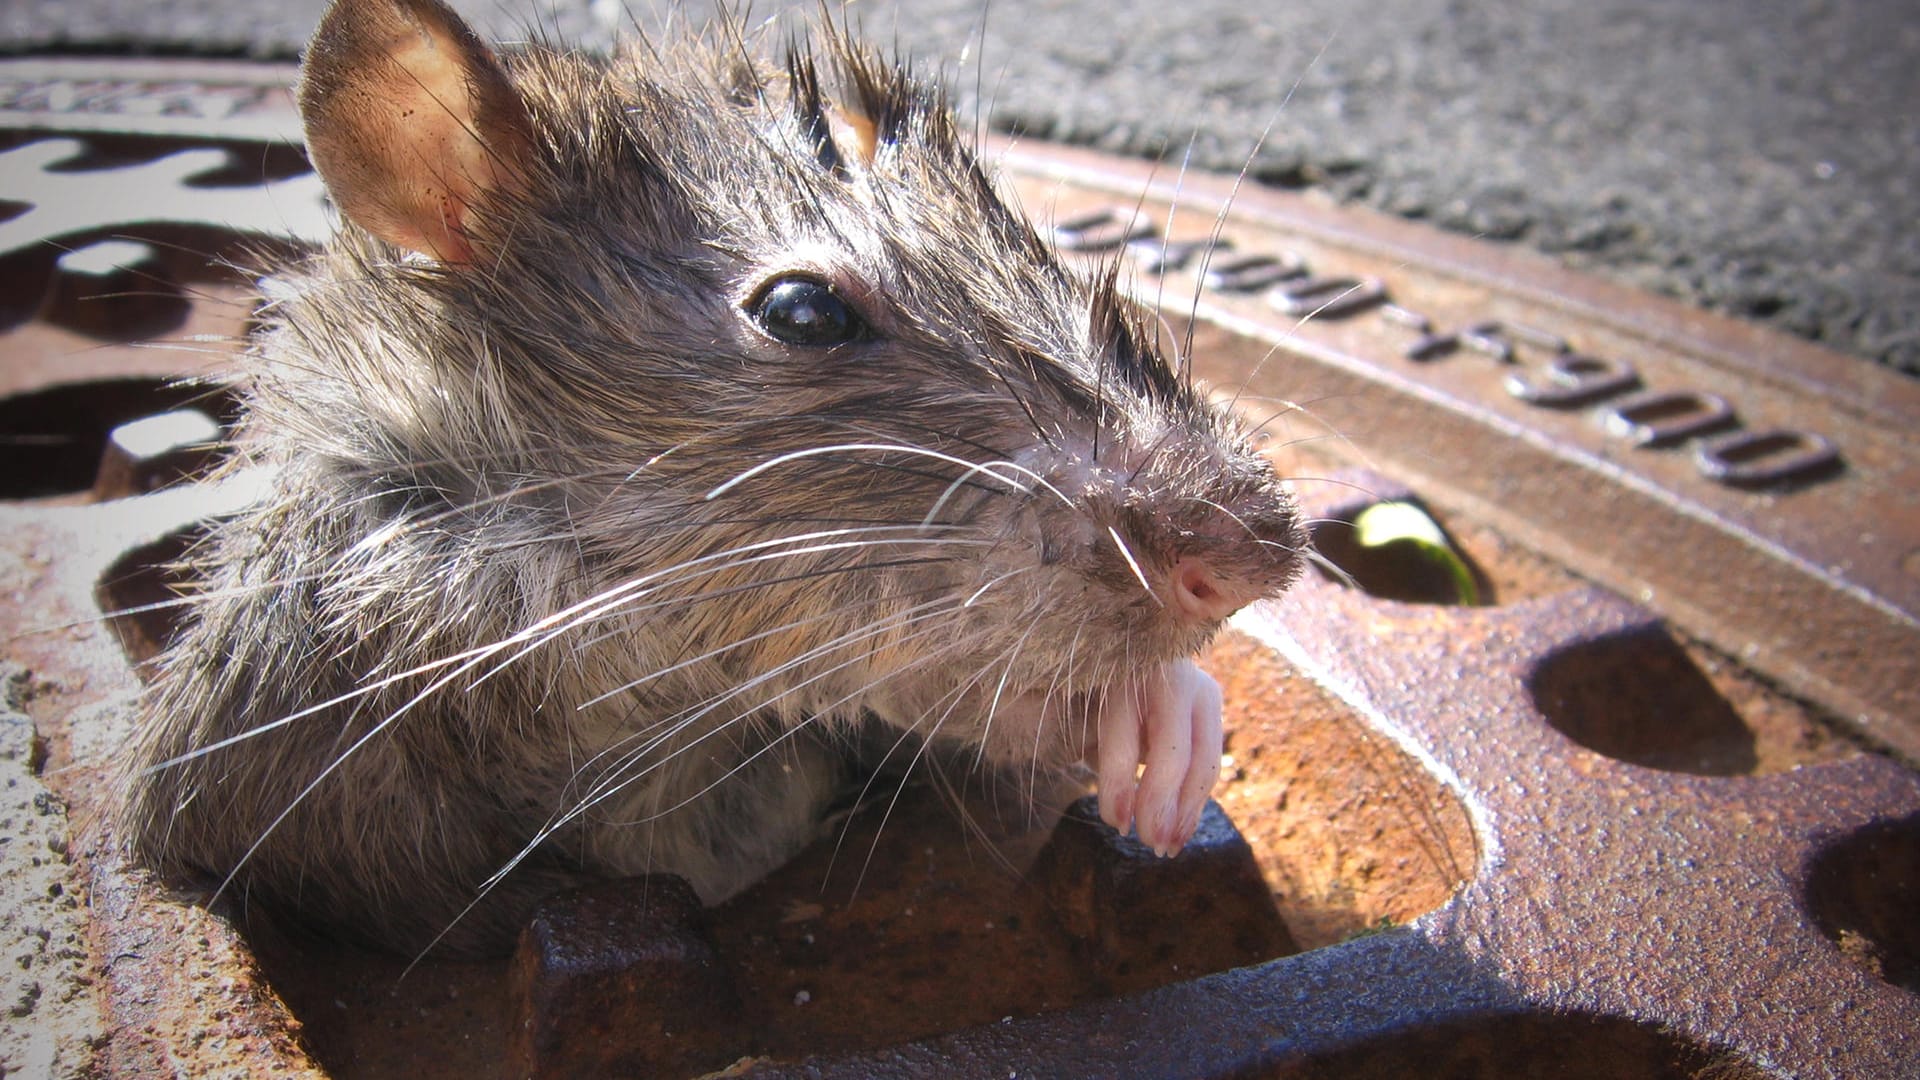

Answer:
[747,275,869,347]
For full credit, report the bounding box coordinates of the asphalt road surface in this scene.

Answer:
[5,0,1916,377]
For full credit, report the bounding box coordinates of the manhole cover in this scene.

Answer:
[1,54,1915,1079]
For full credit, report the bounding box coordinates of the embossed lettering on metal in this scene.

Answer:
[1694,429,1842,487]
[1269,275,1388,320]
[1491,320,1571,354]
[1048,206,1155,253]
[1604,390,1738,448]
[1200,251,1307,293]
[1504,353,1643,408]
[1379,304,1432,333]
[1405,332,1460,362]
[1124,236,1219,274]
[1459,322,1517,363]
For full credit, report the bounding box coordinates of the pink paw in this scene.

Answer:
[1091,659,1224,856]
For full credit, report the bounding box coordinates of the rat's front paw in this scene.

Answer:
[1091,659,1223,856]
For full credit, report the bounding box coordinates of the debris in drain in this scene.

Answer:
[1302,477,1489,607]
[511,875,749,1080]
[1349,499,1480,605]
[1033,796,1297,994]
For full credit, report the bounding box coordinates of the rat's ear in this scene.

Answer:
[297,0,533,264]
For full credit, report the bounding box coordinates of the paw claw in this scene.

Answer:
[1087,659,1224,854]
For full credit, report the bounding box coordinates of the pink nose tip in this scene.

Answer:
[1170,557,1255,623]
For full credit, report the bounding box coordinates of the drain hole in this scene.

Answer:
[1283,1011,1766,1079]
[0,378,235,500]
[43,238,192,342]
[1804,815,1920,996]
[180,141,315,188]
[1309,499,1488,606]
[1527,624,1757,775]
[0,246,56,331]
[95,524,204,668]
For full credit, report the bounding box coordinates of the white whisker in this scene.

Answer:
[1107,524,1161,605]
[486,614,999,897]
[526,598,979,840]
[704,441,1074,510]
[962,566,1030,607]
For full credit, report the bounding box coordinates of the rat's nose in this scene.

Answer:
[1168,555,1263,624]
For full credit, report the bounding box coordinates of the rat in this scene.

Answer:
[120,0,1309,957]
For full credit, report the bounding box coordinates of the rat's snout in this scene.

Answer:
[1167,463,1310,625]
[1038,426,1309,630]
[1103,474,1308,629]
[1158,518,1303,625]
[1169,555,1263,623]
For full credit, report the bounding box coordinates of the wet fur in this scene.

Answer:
[123,2,1306,956]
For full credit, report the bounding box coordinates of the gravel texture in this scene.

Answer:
[0,670,102,1079]
[2,0,1915,374]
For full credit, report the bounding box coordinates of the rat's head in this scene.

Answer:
[291,0,1307,762]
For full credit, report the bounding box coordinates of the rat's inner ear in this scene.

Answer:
[297,0,533,264]
[827,104,878,169]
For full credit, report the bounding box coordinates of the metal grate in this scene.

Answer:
[1,59,1915,1079]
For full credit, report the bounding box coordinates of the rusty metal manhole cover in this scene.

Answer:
[1,57,1915,1079]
